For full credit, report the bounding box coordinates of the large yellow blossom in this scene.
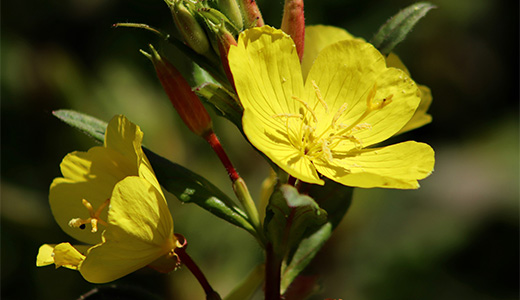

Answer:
[37,115,179,283]
[228,26,434,189]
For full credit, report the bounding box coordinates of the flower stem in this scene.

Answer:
[175,235,221,300]
[204,131,240,182]
[204,131,263,241]
[264,243,282,300]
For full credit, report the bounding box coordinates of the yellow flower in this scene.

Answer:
[37,115,180,283]
[303,25,433,134]
[228,26,434,189]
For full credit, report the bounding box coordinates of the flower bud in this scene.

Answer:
[217,27,238,90]
[168,1,211,57]
[218,0,244,31]
[238,0,264,28]
[144,45,213,137]
[281,0,305,61]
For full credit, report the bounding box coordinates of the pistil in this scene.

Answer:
[68,199,110,233]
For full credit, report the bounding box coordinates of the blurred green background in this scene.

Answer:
[1,0,518,299]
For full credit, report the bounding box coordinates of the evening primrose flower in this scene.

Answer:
[37,115,180,283]
[303,25,432,134]
[228,26,434,189]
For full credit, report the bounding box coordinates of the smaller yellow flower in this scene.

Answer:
[228,26,434,189]
[37,115,180,283]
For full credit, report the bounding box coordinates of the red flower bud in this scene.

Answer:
[217,28,238,90]
[145,45,213,137]
[281,0,305,61]
[239,0,265,28]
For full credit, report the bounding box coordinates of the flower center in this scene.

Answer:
[68,198,110,233]
[273,82,393,164]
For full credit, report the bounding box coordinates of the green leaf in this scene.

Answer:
[264,185,327,259]
[280,180,353,292]
[371,2,436,55]
[52,109,256,236]
[52,109,106,142]
[194,82,243,128]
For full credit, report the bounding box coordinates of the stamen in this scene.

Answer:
[311,80,328,112]
[68,198,110,233]
[352,123,372,132]
[321,141,333,162]
[332,103,349,128]
[366,83,378,109]
[292,96,318,123]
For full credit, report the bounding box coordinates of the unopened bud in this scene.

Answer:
[218,0,244,31]
[217,27,238,90]
[238,0,264,28]
[281,0,305,61]
[144,45,213,137]
[169,1,211,57]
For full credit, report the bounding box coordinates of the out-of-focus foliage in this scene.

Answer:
[1,0,518,299]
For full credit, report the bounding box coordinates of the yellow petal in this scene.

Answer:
[80,238,167,283]
[104,115,145,167]
[37,243,89,270]
[397,85,433,134]
[35,242,87,270]
[36,244,57,267]
[386,53,433,134]
[302,25,360,79]
[243,112,323,184]
[385,52,411,75]
[305,40,421,149]
[230,26,322,182]
[108,176,173,243]
[50,147,134,245]
[315,141,434,189]
[79,176,176,283]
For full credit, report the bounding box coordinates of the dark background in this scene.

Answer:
[2,0,518,299]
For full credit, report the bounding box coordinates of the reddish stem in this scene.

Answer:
[264,243,282,300]
[287,175,297,186]
[204,131,240,182]
[175,235,221,299]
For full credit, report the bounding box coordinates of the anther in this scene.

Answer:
[332,103,349,128]
[311,80,328,112]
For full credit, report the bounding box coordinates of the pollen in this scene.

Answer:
[68,198,110,233]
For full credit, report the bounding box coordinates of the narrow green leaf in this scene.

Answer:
[281,181,353,292]
[371,2,436,55]
[52,109,255,235]
[52,109,106,142]
[194,82,243,128]
[264,185,327,259]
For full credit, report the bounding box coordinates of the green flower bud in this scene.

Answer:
[168,1,211,56]
[218,0,244,31]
